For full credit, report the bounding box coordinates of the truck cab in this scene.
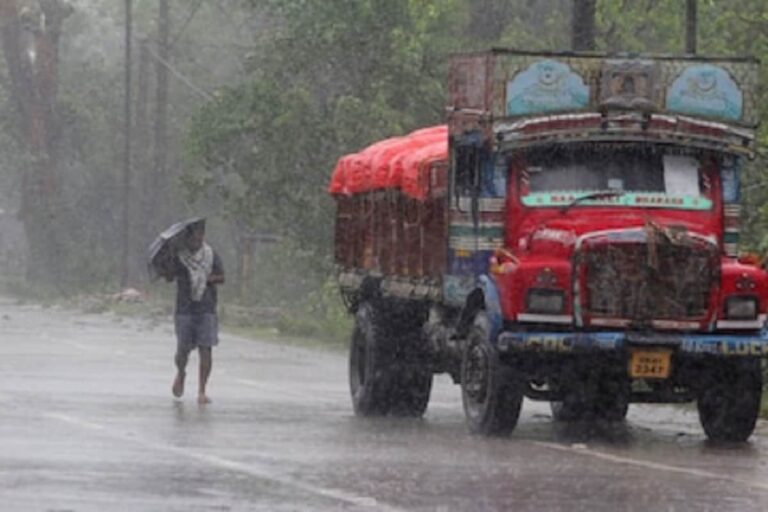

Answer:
[448,51,766,441]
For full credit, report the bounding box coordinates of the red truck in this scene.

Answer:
[329,50,767,442]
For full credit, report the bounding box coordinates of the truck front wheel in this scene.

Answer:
[697,358,762,443]
[461,313,523,436]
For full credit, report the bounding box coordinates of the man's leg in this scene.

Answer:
[198,346,212,404]
[173,345,192,397]
[173,315,194,398]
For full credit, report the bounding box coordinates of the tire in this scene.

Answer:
[461,312,523,436]
[697,358,763,443]
[349,301,432,417]
[349,302,394,416]
[389,364,433,417]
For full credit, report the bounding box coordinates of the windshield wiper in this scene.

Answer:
[559,190,626,215]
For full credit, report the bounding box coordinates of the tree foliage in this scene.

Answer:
[185,0,465,262]
[185,0,768,260]
[3,0,768,298]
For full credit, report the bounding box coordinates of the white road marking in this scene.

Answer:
[534,440,768,492]
[43,411,401,511]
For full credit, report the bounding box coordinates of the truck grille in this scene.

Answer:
[583,239,716,322]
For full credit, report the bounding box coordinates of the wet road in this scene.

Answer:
[1,298,768,511]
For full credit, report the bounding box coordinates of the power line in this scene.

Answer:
[141,42,214,101]
[169,0,206,50]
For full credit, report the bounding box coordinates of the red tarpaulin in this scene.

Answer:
[327,153,354,195]
[401,140,448,200]
[328,125,448,199]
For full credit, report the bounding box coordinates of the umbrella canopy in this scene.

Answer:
[147,217,205,281]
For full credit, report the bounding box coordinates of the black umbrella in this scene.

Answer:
[147,217,205,281]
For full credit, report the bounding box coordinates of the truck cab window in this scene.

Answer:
[523,146,705,204]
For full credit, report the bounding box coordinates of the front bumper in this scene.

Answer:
[496,331,768,357]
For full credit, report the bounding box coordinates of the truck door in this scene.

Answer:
[444,132,506,306]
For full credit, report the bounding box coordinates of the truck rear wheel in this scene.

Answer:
[461,313,523,436]
[697,358,762,443]
[349,301,432,417]
[389,364,433,417]
[349,302,393,416]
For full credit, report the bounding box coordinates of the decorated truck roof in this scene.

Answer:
[448,49,759,156]
[329,51,759,199]
[328,125,448,199]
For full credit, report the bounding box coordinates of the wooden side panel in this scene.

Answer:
[378,192,397,275]
[394,195,407,276]
[402,198,421,277]
[333,196,353,267]
[423,162,448,278]
[423,198,447,278]
[360,195,374,270]
[334,189,449,281]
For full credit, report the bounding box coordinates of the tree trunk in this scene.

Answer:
[685,0,697,54]
[120,0,134,288]
[0,0,71,285]
[135,38,153,279]
[571,0,596,51]
[468,0,517,42]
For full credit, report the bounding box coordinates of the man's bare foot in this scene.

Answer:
[197,394,211,405]
[172,372,185,398]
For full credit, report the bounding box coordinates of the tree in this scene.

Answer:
[572,0,596,50]
[185,0,464,253]
[0,0,73,284]
[685,0,697,54]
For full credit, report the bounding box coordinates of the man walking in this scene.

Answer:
[171,221,225,404]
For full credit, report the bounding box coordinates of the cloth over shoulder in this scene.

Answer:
[178,243,214,302]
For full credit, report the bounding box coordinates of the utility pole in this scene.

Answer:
[152,0,170,230]
[685,0,697,54]
[120,0,133,288]
[571,0,597,51]
[135,38,151,262]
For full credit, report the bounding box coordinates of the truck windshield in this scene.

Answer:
[521,146,711,210]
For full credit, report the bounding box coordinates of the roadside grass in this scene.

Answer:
[0,275,351,351]
[0,276,64,308]
[217,288,352,350]
[100,294,352,351]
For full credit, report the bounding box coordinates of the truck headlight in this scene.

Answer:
[725,296,758,320]
[526,289,565,314]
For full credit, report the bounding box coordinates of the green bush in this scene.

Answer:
[274,277,352,345]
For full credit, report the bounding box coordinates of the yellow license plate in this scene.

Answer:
[629,349,672,379]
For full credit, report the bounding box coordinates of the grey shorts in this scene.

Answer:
[175,314,219,351]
